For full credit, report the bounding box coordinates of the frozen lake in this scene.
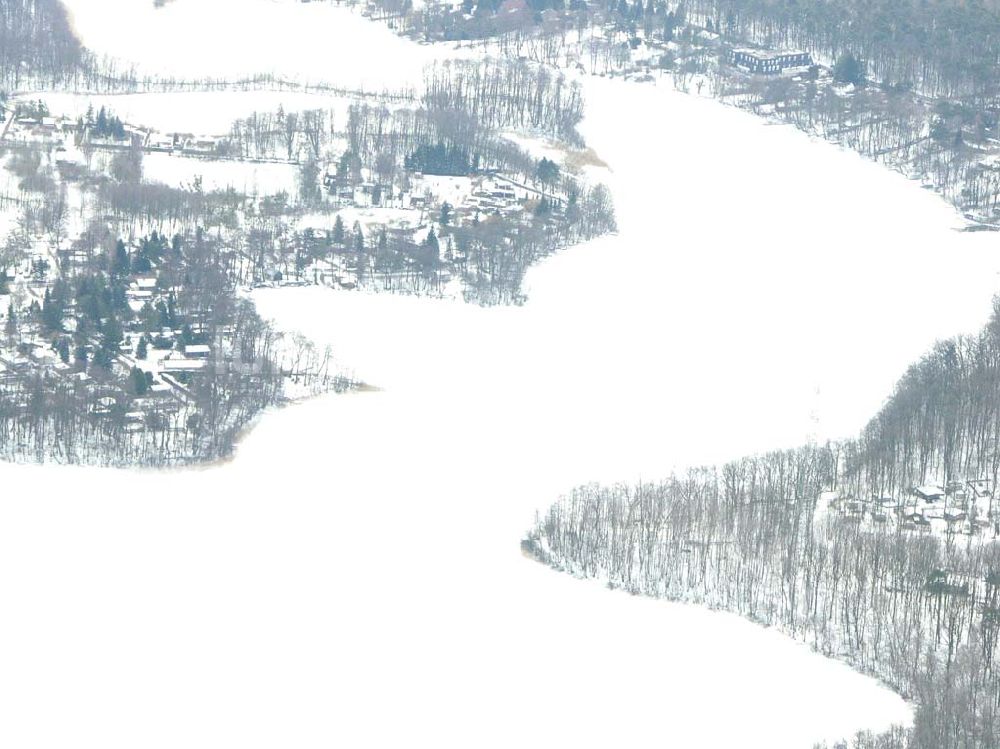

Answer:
[7,2,1000,747]
[60,0,451,89]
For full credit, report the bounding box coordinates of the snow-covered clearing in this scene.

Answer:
[5,4,999,748]
[298,205,424,232]
[142,151,299,196]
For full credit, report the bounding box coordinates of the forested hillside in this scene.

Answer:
[0,0,83,89]
[686,0,1000,99]
[356,0,1000,224]
[525,300,1000,749]
[848,314,1000,504]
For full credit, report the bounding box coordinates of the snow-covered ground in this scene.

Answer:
[6,4,999,748]
[143,151,299,196]
[24,90,355,136]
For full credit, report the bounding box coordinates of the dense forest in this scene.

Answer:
[525,301,1000,749]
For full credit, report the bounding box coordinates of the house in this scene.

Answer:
[902,510,931,529]
[162,357,207,372]
[147,134,175,152]
[730,48,812,75]
[54,144,85,167]
[913,485,946,502]
[944,508,969,524]
[126,287,154,300]
[14,116,60,143]
[870,505,889,523]
[90,395,118,415]
[126,281,156,312]
[489,181,517,203]
[925,570,973,597]
[841,499,865,520]
[183,136,221,156]
[184,344,211,359]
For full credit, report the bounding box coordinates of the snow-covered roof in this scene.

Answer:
[733,48,809,62]
[163,358,207,371]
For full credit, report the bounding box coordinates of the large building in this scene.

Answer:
[730,49,813,75]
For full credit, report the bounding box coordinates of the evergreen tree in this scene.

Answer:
[405,142,470,176]
[136,335,148,360]
[99,315,123,361]
[111,239,130,278]
[833,53,865,86]
[332,215,346,245]
[4,302,17,346]
[55,336,70,364]
[129,366,148,396]
[537,158,560,192]
[41,288,63,332]
[423,227,440,262]
[353,222,365,252]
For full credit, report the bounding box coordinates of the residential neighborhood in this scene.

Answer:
[819,478,1000,539]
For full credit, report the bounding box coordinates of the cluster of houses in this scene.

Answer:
[320,158,549,219]
[0,244,221,434]
[823,479,998,537]
[467,178,522,214]
[2,110,228,159]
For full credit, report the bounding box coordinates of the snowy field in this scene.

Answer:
[7,3,1000,747]
[142,151,299,196]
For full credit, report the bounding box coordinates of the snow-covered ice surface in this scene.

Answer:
[516,76,1000,465]
[6,4,999,747]
[256,79,1000,481]
[0,392,913,749]
[60,0,452,89]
